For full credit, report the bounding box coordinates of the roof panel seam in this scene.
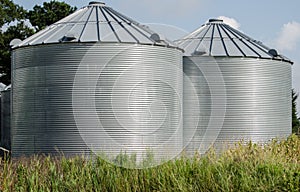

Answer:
[78,7,95,41]
[223,25,261,58]
[228,26,273,57]
[105,7,157,44]
[209,24,215,56]
[99,7,121,42]
[194,24,212,54]
[102,7,139,43]
[95,7,101,41]
[219,24,246,57]
[216,24,229,56]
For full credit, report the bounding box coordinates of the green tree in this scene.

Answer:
[0,0,32,85]
[0,22,34,84]
[27,1,77,31]
[0,0,26,27]
[292,89,300,133]
[0,0,76,84]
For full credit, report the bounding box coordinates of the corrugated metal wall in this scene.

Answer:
[0,94,2,146]
[1,89,11,150]
[12,43,183,161]
[183,56,291,154]
[0,95,1,147]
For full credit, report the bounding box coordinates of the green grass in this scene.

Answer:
[1,135,300,192]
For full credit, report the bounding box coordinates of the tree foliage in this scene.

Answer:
[0,22,34,84]
[0,0,26,27]
[27,1,77,31]
[292,89,300,133]
[0,0,76,84]
[0,0,33,84]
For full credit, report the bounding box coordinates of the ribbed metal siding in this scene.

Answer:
[12,43,183,160]
[0,95,1,146]
[183,58,210,154]
[183,56,291,154]
[1,89,11,150]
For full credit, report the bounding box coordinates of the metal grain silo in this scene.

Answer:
[11,2,183,164]
[1,85,11,150]
[0,83,6,149]
[175,19,292,154]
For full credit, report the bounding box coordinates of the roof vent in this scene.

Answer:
[209,19,223,23]
[268,49,278,57]
[150,33,161,42]
[60,33,77,42]
[89,1,105,6]
[192,50,206,56]
[9,39,22,47]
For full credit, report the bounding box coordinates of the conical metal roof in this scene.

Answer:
[175,19,292,63]
[13,2,177,49]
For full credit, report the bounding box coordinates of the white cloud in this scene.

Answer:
[276,21,300,51]
[217,16,240,29]
[274,22,300,114]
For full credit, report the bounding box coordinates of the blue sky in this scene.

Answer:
[13,0,300,113]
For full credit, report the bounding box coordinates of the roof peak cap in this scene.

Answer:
[89,1,106,6]
[208,18,223,23]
